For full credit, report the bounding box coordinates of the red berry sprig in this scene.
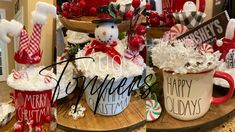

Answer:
[146,10,176,27]
[61,0,91,19]
[124,0,146,52]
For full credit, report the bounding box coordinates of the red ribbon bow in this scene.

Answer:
[85,40,122,64]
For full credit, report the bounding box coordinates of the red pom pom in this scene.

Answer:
[62,2,70,11]
[79,0,86,8]
[125,10,134,20]
[150,17,160,27]
[128,35,145,51]
[146,2,151,10]
[135,25,146,35]
[132,0,141,9]
[89,7,97,16]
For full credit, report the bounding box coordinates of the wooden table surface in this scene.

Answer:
[147,86,235,132]
[57,94,146,132]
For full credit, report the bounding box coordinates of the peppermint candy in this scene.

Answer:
[162,31,173,41]
[146,100,161,122]
[68,104,86,120]
[26,120,35,132]
[12,69,23,80]
[13,120,24,132]
[169,24,188,40]
[60,48,69,61]
[199,43,214,54]
[183,39,197,48]
[35,124,42,132]
[44,74,52,84]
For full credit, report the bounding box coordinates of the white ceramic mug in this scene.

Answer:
[85,77,136,116]
[163,70,234,120]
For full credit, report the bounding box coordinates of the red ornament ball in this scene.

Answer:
[149,11,158,18]
[146,2,151,10]
[135,25,146,35]
[150,17,160,27]
[132,0,141,9]
[62,10,69,18]
[128,35,145,51]
[125,10,134,20]
[45,115,52,123]
[79,0,86,8]
[72,0,80,4]
[89,7,97,16]
[62,2,70,11]
[159,14,166,22]
[71,5,81,16]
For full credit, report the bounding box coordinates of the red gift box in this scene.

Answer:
[14,89,52,124]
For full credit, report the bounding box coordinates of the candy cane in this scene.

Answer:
[12,69,23,79]
[44,74,52,84]
[60,48,69,61]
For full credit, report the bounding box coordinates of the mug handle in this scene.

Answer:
[211,71,234,104]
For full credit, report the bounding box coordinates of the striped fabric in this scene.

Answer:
[19,30,29,55]
[29,24,42,57]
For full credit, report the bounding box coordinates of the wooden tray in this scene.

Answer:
[59,16,130,34]
[147,86,235,132]
[57,95,145,131]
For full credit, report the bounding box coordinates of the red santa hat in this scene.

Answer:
[216,19,235,47]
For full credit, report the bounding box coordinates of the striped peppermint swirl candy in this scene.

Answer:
[183,39,197,48]
[12,69,23,80]
[146,100,161,121]
[169,24,188,40]
[199,43,214,54]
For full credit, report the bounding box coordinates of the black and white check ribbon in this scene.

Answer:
[173,11,206,28]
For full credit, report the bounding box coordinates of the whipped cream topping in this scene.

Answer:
[66,30,90,44]
[151,40,221,74]
[7,66,57,91]
[76,39,144,80]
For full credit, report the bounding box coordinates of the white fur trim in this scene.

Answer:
[216,39,223,47]
[0,19,11,44]
[31,10,48,25]
[9,20,23,36]
[36,2,56,17]
[225,19,235,39]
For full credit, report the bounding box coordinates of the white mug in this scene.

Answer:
[163,70,234,120]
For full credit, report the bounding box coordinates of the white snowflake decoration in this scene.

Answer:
[68,104,86,120]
